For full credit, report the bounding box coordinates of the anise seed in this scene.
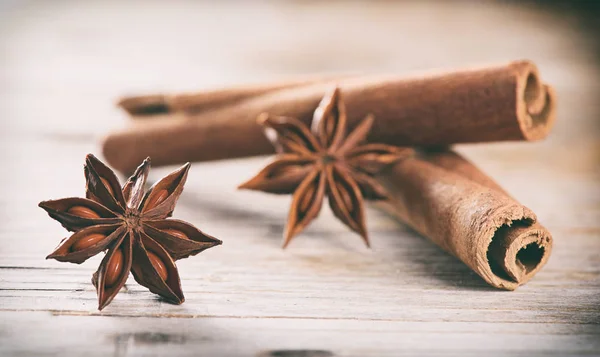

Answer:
[68,206,100,219]
[325,114,335,140]
[269,165,296,178]
[147,251,168,281]
[340,186,354,212]
[100,177,114,196]
[71,233,106,252]
[298,184,316,213]
[163,229,189,240]
[145,189,169,210]
[105,249,124,288]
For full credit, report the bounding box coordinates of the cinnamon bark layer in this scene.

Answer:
[377,150,552,290]
[104,60,556,174]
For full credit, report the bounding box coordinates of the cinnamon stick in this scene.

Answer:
[118,75,349,116]
[376,149,553,290]
[103,60,556,174]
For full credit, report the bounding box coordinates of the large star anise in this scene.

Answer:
[39,154,222,310]
[239,88,412,248]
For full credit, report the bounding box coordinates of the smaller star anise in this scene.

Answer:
[239,88,412,248]
[39,154,222,310]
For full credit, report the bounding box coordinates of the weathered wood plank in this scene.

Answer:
[1,312,599,357]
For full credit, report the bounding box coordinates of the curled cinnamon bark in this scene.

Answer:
[103,60,556,174]
[376,150,553,290]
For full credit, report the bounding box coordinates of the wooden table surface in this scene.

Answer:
[1,1,599,356]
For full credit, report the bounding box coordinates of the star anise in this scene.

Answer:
[39,154,222,310]
[239,88,412,248]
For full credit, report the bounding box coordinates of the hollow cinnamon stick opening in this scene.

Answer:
[104,60,556,174]
[376,150,552,290]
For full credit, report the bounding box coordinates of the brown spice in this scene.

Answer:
[143,188,169,212]
[105,249,123,288]
[376,149,553,289]
[239,88,412,247]
[163,229,188,240]
[70,233,106,252]
[147,251,168,281]
[67,206,100,219]
[39,154,222,310]
[103,60,556,174]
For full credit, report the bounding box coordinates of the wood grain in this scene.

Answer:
[0,1,598,356]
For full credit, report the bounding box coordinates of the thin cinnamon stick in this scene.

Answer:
[103,60,556,174]
[376,149,553,289]
[118,75,349,116]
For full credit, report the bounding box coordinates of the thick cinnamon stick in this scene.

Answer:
[376,150,552,290]
[103,60,556,174]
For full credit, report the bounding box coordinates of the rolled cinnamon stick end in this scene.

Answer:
[104,60,556,173]
[377,150,552,290]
